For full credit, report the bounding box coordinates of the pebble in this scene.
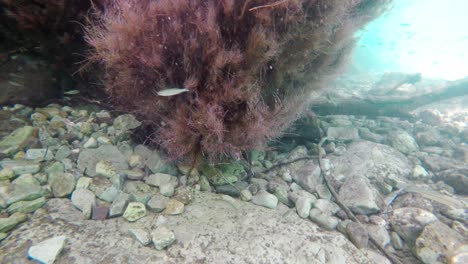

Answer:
[159,182,175,197]
[71,188,96,219]
[25,148,53,161]
[146,173,172,187]
[151,226,176,250]
[240,189,252,201]
[122,169,145,180]
[95,160,119,178]
[389,207,438,243]
[123,202,147,222]
[92,206,109,220]
[391,231,404,250]
[7,196,46,214]
[172,187,193,205]
[83,137,98,149]
[163,199,184,215]
[0,168,15,181]
[309,208,338,231]
[129,228,151,246]
[346,222,368,248]
[109,192,130,217]
[28,235,67,264]
[147,194,170,213]
[251,190,278,209]
[0,212,27,233]
[296,196,313,218]
[128,154,144,169]
[49,172,76,198]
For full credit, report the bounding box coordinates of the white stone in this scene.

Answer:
[28,236,67,264]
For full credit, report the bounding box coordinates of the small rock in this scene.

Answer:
[172,187,193,205]
[412,165,429,180]
[122,169,145,180]
[71,188,96,219]
[25,148,53,161]
[89,176,119,202]
[0,160,41,176]
[83,137,98,149]
[163,199,184,215]
[389,207,438,243]
[92,206,109,220]
[296,196,313,218]
[145,173,173,187]
[7,196,46,214]
[77,145,128,177]
[95,160,119,178]
[215,181,248,197]
[415,221,466,264]
[0,126,36,156]
[97,136,112,145]
[251,190,278,209]
[391,231,404,250]
[151,226,176,250]
[159,182,175,197]
[387,130,419,154]
[75,177,92,189]
[147,194,170,213]
[123,202,147,222]
[367,224,391,248]
[240,189,252,201]
[315,184,332,200]
[199,175,211,192]
[0,212,27,233]
[0,168,15,181]
[327,127,359,142]
[338,176,380,215]
[123,181,156,204]
[274,188,291,207]
[5,173,44,205]
[443,208,468,223]
[49,172,76,198]
[113,114,141,131]
[54,145,71,160]
[309,208,338,231]
[313,199,340,216]
[128,154,144,169]
[109,192,130,217]
[28,235,67,264]
[129,228,151,246]
[346,222,368,248]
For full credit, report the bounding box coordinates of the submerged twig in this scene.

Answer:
[249,0,288,12]
[316,137,403,264]
[262,155,318,174]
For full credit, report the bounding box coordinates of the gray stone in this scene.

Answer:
[83,137,98,149]
[122,169,144,180]
[163,199,184,215]
[361,249,391,264]
[0,160,41,176]
[313,199,341,216]
[160,182,175,197]
[95,160,119,178]
[0,126,36,156]
[129,228,151,246]
[123,202,146,222]
[367,224,391,248]
[273,188,291,207]
[315,184,332,200]
[443,208,468,223]
[89,176,119,202]
[309,208,339,231]
[25,148,53,161]
[415,221,467,264]
[240,189,252,201]
[151,226,176,250]
[327,127,359,142]
[147,194,170,213]
[411,165,430,180]
[54,145,71,160]
[7,196,46,214]
[215,181,248,197]
[251,190,278,209]
[44,161,64,174]
[28,235,67,264]
[391,231,404,250]
[346,222,368,248]
[145,173,173,187]
[5,174,44,205]
[49,172,76,198]
[123,181,157,204]
[97,136,112,145]
[389,207,438,243]
[434,168,468,195]
[0,167,15,181]
[290,161,322,194]
[0,212,27,232]
[199,175,211,192]
[338,176,381,215]
[109,192,130,217]
[250,178,268,191]
[75,177,92,189]
[296,196,313,218]
[128,154,144,169]
[387,130,419,154]
[71,188,96,219]
[113,114,141,131]
[77,145,128,177]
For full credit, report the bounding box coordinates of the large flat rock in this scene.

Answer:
[0,192,378,264]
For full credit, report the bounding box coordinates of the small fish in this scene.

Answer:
[400,23,411,27]
[63,90,80,95]
[156,88,189,96]
[8,81,23,87]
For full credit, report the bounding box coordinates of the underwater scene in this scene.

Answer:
[0,0,466,263]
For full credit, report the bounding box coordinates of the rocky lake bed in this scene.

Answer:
[0,102,466,264]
